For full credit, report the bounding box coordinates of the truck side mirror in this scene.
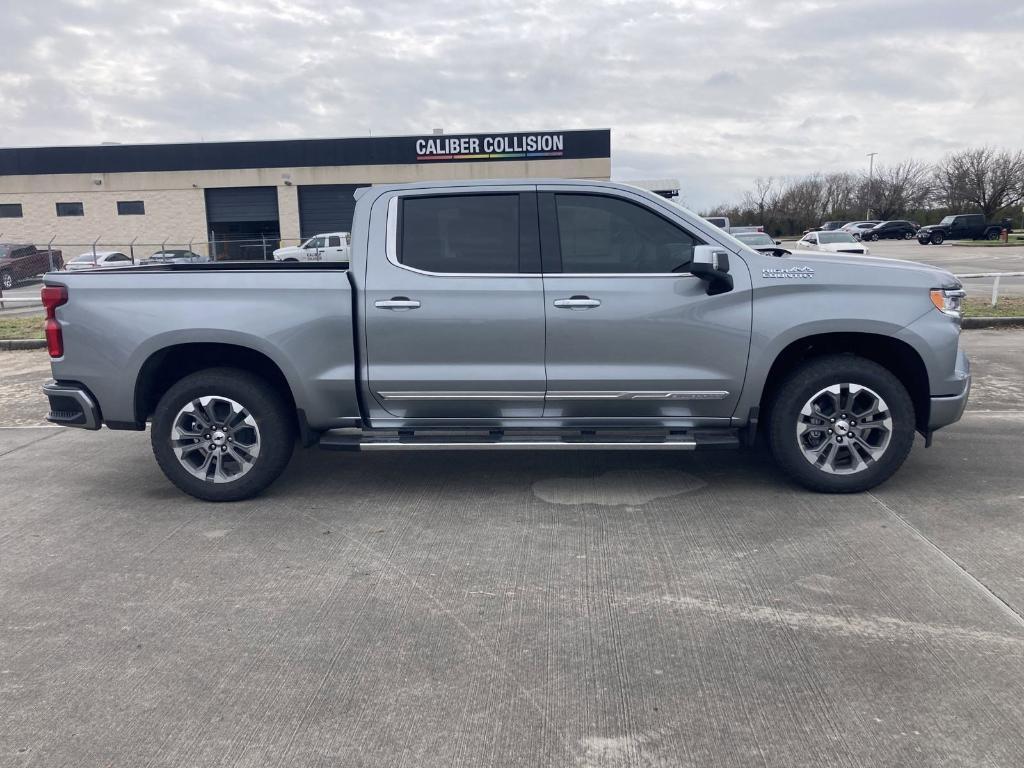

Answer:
[691,245,734,296]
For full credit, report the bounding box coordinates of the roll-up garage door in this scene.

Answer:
[298,184,368,238]
[205,187,279,223]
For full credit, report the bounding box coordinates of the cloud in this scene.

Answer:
[1,0,1022,209]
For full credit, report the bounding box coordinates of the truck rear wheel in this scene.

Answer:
[151,367,296,501]
[768,355,915,493]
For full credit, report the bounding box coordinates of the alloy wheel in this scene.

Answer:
[171,396,261,483]
[796,383,893,475]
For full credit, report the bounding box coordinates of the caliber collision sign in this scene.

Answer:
[415,133,566,162]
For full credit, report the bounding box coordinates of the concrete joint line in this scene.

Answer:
[0,428,63,460]
[867,491,1024,630]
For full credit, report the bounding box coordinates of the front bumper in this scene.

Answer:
[928,349,971,431]
[43,380,101,430]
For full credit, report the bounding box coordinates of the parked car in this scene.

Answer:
[840,221,882,240]
[803,220,849,235]
[795,231,871,255]
[916,214,1008,245]
[42,179,969,501]
[273,232,350,262]
[64,251,135,272]
[703,216,764,235]
[863,220,918,241]
[0,244,64,290]
[733,231,787,254]
[146,249,209,264]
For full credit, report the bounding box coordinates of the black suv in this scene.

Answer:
[863,220,918,241]
[917,214,1008,245]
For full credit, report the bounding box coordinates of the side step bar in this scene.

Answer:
[318,429,739,452]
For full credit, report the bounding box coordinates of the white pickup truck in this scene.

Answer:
[272,232,350,263]
[704,216,764,235]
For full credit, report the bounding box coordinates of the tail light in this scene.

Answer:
[41,285,68,357]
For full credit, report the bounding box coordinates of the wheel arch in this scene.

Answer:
[757,332,930,433]
[134,342,299,431]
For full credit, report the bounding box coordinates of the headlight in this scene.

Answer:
[930,288,965,318]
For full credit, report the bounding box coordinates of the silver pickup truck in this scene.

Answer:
[41,179,971,501]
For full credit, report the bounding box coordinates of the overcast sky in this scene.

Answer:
[2,0,1022,209]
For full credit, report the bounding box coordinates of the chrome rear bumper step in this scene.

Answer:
[318,429,738,452]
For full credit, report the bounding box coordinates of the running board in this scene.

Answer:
[317,429,739,452]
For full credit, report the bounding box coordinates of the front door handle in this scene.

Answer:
[375,297,421,310]
[553,296,601,310]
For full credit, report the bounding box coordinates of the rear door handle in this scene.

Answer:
[553,296,601,310]
[375,297,421,310]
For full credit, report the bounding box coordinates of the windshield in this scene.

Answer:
[735,233,774,247]
[818,232,857,244]
[72,253,98,262]
[938,216,955,225]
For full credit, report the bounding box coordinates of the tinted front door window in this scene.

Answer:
[554,194,697,273]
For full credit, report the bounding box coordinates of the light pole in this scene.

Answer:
[866,152,877,220]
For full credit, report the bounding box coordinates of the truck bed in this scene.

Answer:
[46,264,360,432]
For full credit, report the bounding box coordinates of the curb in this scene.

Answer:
[963,317,1024,329]
[0,339,46,351]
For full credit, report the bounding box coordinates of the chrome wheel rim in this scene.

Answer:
[171,396,261,483]
[796,383,892,475]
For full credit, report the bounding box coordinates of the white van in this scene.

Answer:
[273,232,350,263]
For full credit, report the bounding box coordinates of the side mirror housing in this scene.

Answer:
[691,245,734,296]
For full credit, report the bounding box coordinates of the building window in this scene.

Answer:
[0,203,22,218]
[117,200,145,215]
[56,202,84,217]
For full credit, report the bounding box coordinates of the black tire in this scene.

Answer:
[917,237,930,245]
[768,355,915,493]
[931,232,944,245]
[986,231,1000,241]
[0,271,13,290]
[151,367,296,501]
[903,231,914,239]
[870,233,879,241]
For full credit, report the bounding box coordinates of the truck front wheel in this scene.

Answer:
[151,367,296,501]
[768,355,915,493]
[930,232,945,245]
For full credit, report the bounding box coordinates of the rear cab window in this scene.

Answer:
[398,193,523,274]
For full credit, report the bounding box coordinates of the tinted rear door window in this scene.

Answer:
[400,194,519,274]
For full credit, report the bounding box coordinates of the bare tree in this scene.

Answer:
[868,160,933,220]
[934,147,1024,219]
[742,176,778,222]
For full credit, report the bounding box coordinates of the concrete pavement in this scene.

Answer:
[2,332,1024,767]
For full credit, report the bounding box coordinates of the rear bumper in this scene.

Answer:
[43,380,101,430]
[928,349,971,431]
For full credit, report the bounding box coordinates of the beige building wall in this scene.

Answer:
[0,188,209,259]
[276,185,300,247]
[0,156,611,255]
